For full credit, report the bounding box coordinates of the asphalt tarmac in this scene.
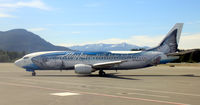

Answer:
[0,63,200,105]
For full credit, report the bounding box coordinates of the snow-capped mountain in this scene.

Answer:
[69,43,148,51]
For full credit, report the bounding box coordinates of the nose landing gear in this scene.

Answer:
[26,69,36,76]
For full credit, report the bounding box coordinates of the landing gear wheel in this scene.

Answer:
[32,72,36,76]
[99,70,106,77]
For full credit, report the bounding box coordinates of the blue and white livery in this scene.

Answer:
[15,23,183,76]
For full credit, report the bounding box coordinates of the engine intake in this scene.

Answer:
[74,64,94,74]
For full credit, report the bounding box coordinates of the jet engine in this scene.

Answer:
[74,64,95,74]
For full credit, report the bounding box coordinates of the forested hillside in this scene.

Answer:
[0,50,25,62]
[0,29,70,53]
[174,49,200,63]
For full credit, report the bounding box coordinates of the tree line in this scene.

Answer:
[0,50,26,62]
[173,49,200,63]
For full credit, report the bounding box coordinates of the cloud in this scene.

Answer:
[0,0,51,10]
[182,32,190,35]
[28,27,46,32]
[94,35,164,48]
[58,35,163,47]
[179,34,200,49]
[58,33,200,49]
[0,0,51,18]
[0,13,15,18]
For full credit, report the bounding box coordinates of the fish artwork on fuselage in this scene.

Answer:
[15,23,183,76]
[32,51,157,69]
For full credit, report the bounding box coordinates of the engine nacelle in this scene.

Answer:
[74,64,94,74]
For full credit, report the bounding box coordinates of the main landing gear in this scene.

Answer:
[99,70,106,77]
[32,71,36,76]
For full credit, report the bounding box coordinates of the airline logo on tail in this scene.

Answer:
[146,23,183,54]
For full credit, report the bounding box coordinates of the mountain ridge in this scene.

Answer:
[69,43,149,51]
[0,29,71,53]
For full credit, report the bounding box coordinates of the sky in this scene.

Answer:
[0,0,200,49]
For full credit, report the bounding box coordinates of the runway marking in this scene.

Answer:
[50,92,80,96]
[16,77,200,97]
[0,81,190,105]
[118,92,170,98]
[102,85,200,97]
[1,77,200,97]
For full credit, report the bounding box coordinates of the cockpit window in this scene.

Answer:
[23,57,29,59]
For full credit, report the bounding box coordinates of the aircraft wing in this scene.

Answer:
[92,60,127,69]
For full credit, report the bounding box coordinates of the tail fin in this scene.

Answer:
[146,23,183,54]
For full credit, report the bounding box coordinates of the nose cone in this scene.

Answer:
[14,59,23,68]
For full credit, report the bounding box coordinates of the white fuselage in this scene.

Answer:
[15,50,175,73]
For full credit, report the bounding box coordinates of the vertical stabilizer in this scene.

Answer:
[146,23,183,54]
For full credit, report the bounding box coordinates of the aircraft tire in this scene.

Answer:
[32,72,36,76]
[99,70,106,77]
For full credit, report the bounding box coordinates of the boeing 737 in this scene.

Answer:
[15,23,183,76]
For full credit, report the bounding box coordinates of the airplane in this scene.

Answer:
[15,23,183,76]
